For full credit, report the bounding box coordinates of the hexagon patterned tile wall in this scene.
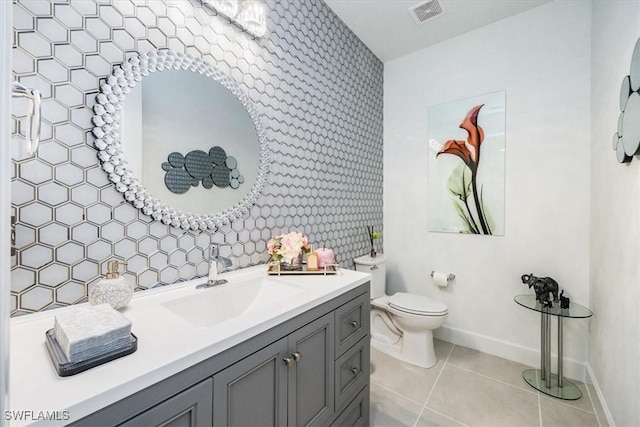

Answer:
[11,0,383,316]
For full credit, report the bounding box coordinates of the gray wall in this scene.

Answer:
[10,0,383,315]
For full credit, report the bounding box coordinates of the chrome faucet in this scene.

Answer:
[197,243,232,289]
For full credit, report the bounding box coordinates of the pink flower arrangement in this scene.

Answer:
[268,231,311,263]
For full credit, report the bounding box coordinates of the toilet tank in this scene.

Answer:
[354,254,386,298]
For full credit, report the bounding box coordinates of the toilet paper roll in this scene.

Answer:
[432,271,449,287]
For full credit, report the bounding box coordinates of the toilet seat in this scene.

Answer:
[388,293,448,316]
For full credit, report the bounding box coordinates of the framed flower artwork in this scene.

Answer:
[428,91,506,235]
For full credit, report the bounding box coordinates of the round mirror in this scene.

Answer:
[91,50,270,231]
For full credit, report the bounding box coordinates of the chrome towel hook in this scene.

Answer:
[11,81,41,156]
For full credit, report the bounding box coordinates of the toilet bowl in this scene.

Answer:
[354,255,448,369]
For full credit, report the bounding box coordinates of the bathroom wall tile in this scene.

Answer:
[19,202,52,227]
[55,282,86,305]
[54,84,84,109]
[426,364,539,427]
[11,0,383,314]
[86,239,112,263]
[17,32,52,58]
[53,4,83,30]
[10,267,35,293]
[39,264,69,288]
[54,203,84,227]
[37,182,68,206]
[21,286,54,311]
[39,222,69,247]
[36,18,68,44]
[13,4,35,31]
[55,163,84,186]
[13,47,36,74]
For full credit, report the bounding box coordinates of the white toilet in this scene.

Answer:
[354,254,448,369]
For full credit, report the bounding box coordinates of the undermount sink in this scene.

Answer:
[162,276,305,328]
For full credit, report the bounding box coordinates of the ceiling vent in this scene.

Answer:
[408,0,446,25]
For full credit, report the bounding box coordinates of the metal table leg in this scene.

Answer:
[523,306,580,400]
[545,309,551,389]
[540,309,546,381]
[558,315,563,387]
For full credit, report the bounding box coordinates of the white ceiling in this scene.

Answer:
[324,0,553,62]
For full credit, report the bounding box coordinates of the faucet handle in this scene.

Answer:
[209,242,231,257]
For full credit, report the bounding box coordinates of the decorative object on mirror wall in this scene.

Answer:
[367,226,380,258]
[521,273,559,308]
[202,0,267,38]
[428,91,506,235]
[91,50,270,231]
[162,146,244,194]
[613,36,640,163]
[11,81,41,156]
[203,0,240,19]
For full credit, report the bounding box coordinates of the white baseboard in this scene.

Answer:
[586,364,615,427]
[434,325,587,382]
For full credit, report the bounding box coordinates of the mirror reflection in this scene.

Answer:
[121,69,259,216]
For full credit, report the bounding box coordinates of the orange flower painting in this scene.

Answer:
[428,92,505,235]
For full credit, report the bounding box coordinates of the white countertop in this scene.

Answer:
[9,265,371,427]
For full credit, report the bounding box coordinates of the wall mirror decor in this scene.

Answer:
[92,50,270,230]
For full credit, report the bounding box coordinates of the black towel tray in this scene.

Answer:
[45,328,138,377]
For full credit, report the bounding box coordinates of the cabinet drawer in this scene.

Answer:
[329,385,369,427]
[334,291,369,356]
[334,337,369,410]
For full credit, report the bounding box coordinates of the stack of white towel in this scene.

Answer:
[53,303,132,362]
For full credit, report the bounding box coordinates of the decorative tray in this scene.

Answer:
[45,329,138,377]
[267,261,339,276]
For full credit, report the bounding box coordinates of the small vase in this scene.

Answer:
[281,253,303,271]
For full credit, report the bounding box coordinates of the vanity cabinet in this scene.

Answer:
[213,313,334,426]
[119,379,213,427]
[71,284,369,427]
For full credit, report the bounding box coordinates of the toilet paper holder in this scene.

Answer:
[430,271,455,281]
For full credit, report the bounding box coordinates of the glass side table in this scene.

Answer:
[514,294,592,400]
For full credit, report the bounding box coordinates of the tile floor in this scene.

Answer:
[369,340,608,427]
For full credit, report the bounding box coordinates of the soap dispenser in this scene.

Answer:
[89,260,133,310]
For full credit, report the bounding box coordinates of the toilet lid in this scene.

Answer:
[388,293,448,315]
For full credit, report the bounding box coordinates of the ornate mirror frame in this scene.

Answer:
[91,50,270,231]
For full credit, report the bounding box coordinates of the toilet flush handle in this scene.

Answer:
[370,265,378,270]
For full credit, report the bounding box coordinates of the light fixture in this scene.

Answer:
[235,0,266,38]
[203,0,240,20]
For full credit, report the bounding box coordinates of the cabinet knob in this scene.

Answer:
[349,320,358,328]
[284,352,302,367]
[350,367,359,375]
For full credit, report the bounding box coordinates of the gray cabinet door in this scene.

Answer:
[287,312,335,427]
[213,337,288,427]
[119,378,213,427]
